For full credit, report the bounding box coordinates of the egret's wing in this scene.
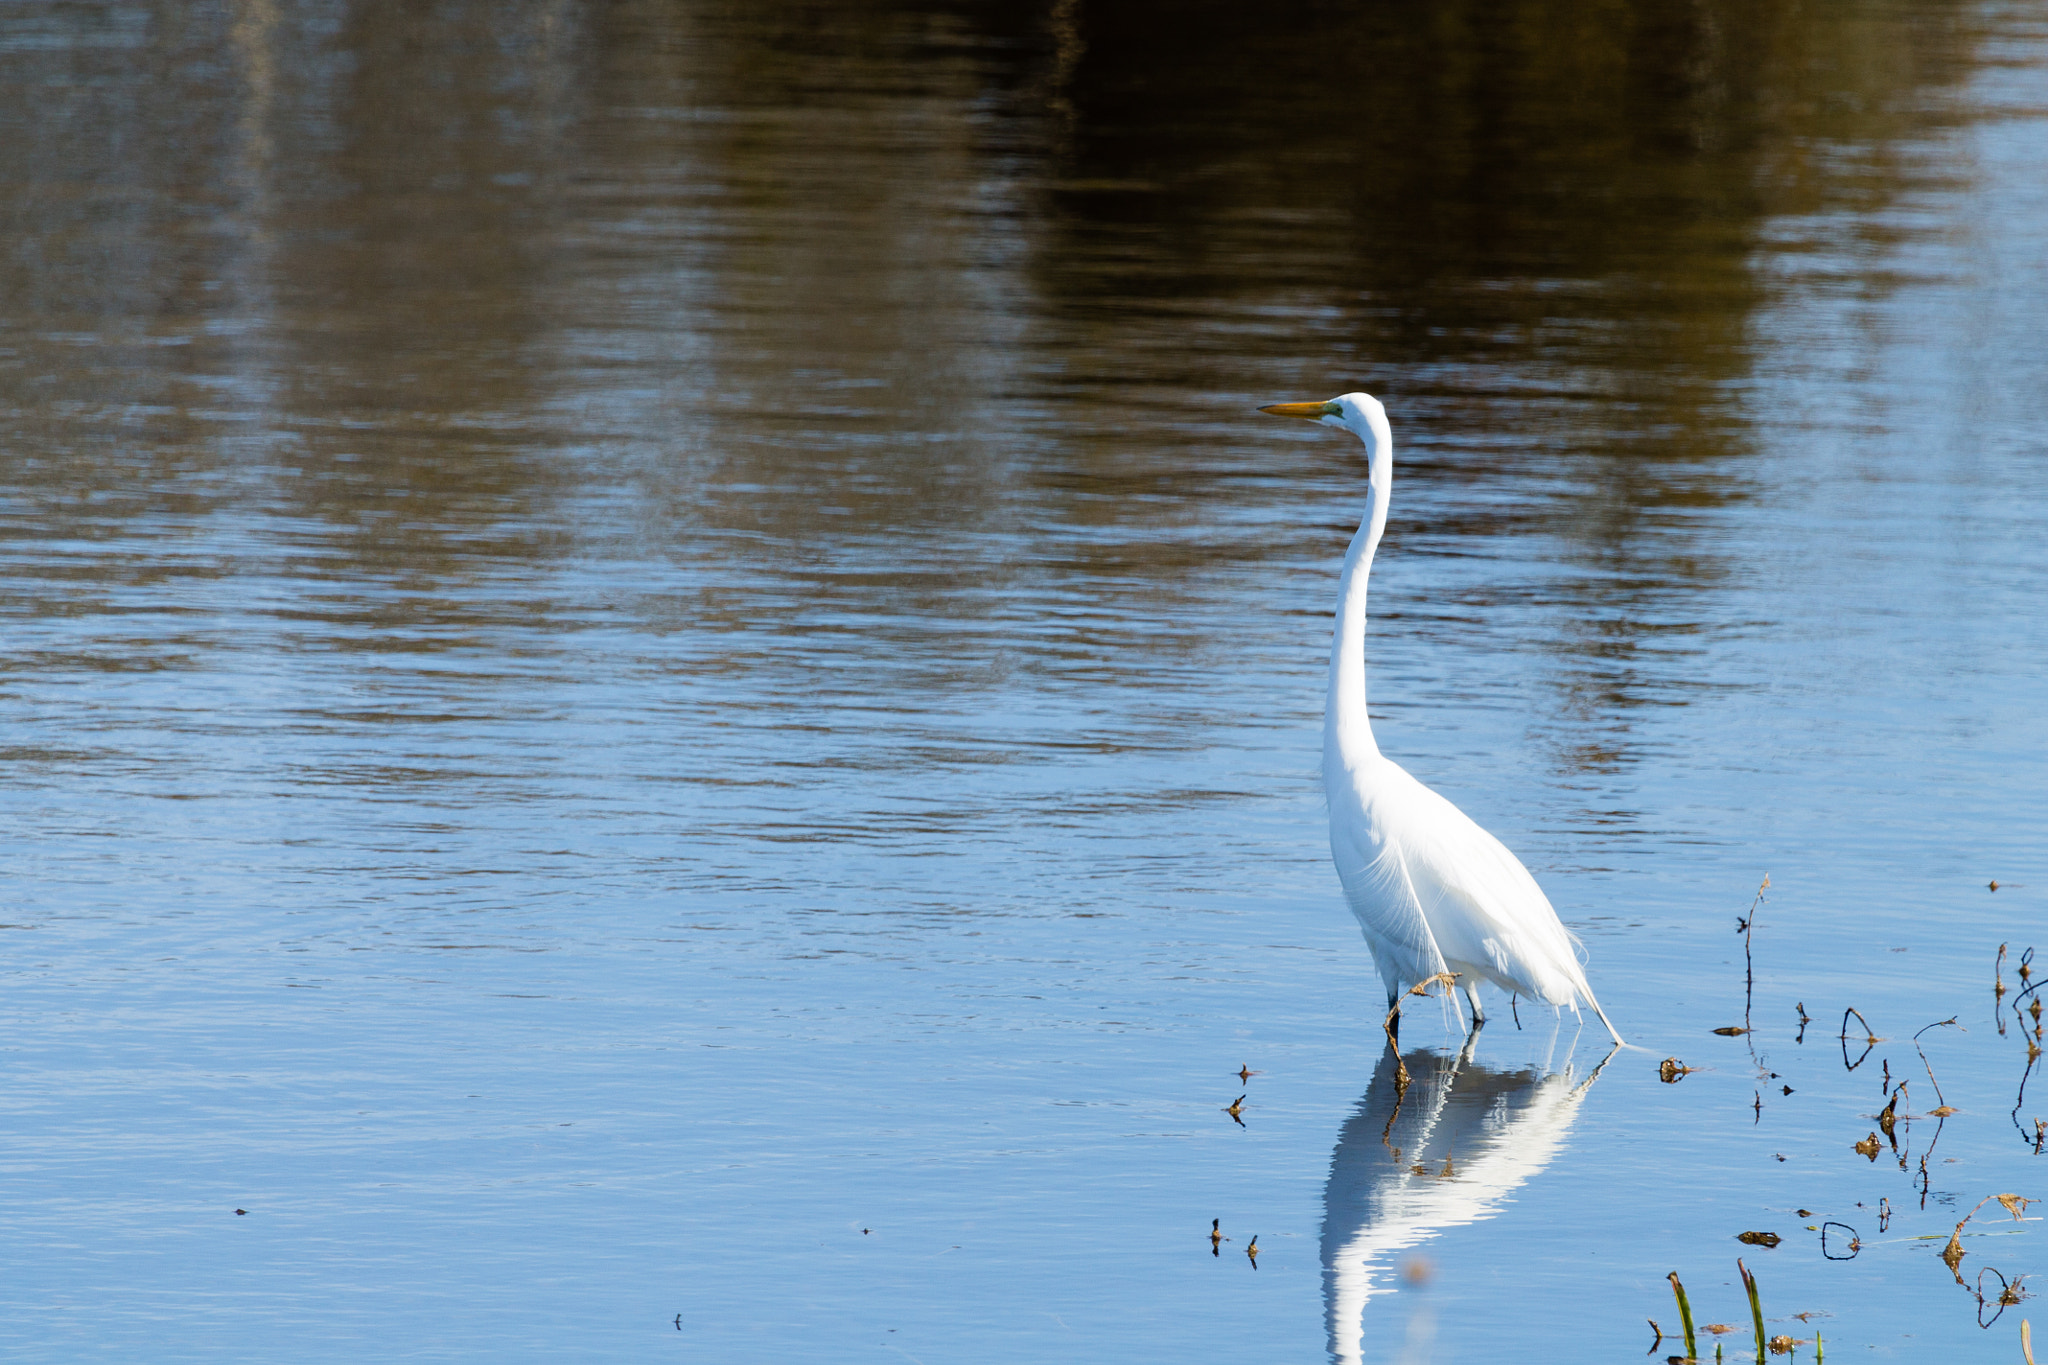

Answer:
[1376,769,1587,1005]
[1327,784,1450,986]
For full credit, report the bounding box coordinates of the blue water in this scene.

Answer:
[2,0,2045,1359]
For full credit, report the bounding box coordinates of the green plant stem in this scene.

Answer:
[1668,1271,1699,1361]
[1739,1258,1767,1363]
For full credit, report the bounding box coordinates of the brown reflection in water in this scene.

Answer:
[0,0,2001,731]
[0,1,593,617]
[239,0,591,603]
[1026,0,1988,767]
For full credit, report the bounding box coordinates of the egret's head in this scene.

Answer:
[1258,392,1389,456]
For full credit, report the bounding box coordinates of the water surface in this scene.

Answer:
[3,1,2046,1359]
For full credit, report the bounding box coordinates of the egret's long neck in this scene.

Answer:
[1325,419,1392,770]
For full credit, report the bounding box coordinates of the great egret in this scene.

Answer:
[1260,393,1623,1046]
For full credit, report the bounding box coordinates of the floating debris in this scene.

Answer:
[1940,1193,2035,1288]
[1223,1095,1245,1126]
[1878,1086,1903,1139]
[1736,875,1769,1033]
[1642,928,2043,1345]
[1913,1017,1961,1112]
[1840,1007,1882,1071]
[1821,1221,1861,1259]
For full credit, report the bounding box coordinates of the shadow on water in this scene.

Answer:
[1322,1036,1616,1365]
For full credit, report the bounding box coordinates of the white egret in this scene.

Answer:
[1261,393,1623,1045]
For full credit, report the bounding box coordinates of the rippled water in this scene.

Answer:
[4,1,2046,1359]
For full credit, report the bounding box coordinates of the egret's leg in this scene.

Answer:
[1385,988,1401,1042]
[1464,980,1486,1031]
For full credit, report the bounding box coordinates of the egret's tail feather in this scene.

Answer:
[1583,989,1624,1048]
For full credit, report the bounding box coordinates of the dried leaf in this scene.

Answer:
[1930,1105,1958,1117]
[1995,1194,2038,1221]
[1737,1230,1782,1247]
[1702,1322,1736,1335]
[1854,1132,1881,1159]
[1942,1231,1966,1276]
[1659,1057,1694,1083]
[1768,1336,1800,1355]
[1712,1026,1750,1036]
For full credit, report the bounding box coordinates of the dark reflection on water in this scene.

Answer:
[1322,1039,1612,1364]
[2,0,2045,1359]
[0,0,1997,762]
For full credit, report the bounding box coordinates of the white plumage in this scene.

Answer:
[1261,392,1622,1044]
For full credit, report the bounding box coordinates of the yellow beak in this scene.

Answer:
[1259,400,1336,420]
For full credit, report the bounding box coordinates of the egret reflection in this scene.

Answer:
[1321,1037,1614,1364]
